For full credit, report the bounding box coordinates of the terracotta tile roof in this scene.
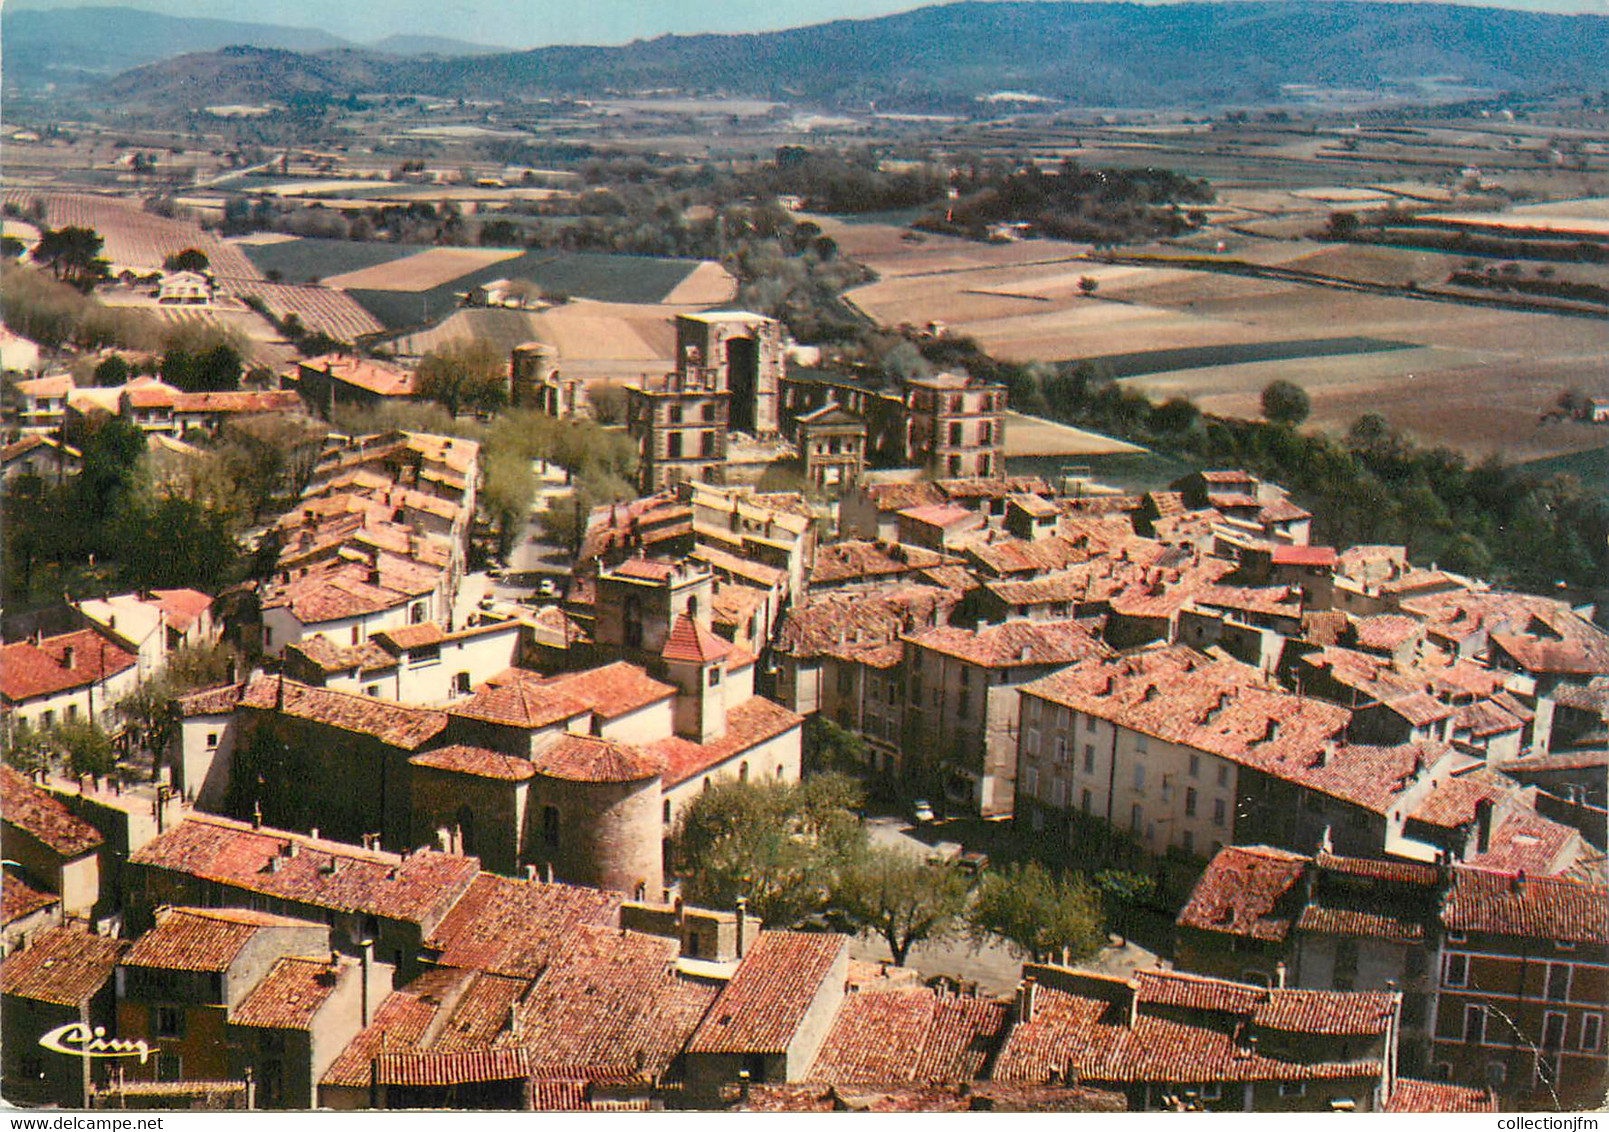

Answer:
[425,874,621,979]
[1270,546,1337,568]
[1463,809,1580,875]
[1499,748,1609,775]
[689,544,788,589]
[809,540,951,587]
[1257,496,1312,523]
[1314,852,1441,887]
[0,767,103,857]
[863,481,945,513]
[375,1048,531,1086]
[15,374,75,397]
[898,503,975,529]
[1301,611,1351,646]
[689,931,848,1055]
[1442,868,1608,943]
[449,675,591,730]
[661,614,731,664]
[497,926,706,1078]
[532,733,661,783]
[1354,614,1422,651]
[1,628,137,705]
[809,988,1008,1085]
[240,675,446,750]
[177,682,245,717]
[410,745,535,782]
[541,663,676,719]
[903,619,1113,670]
[1,868,59,925]
[173,390,302,414]
[963,534,1096,578]
[299,354,415,397]
[736,1084,971,1112]
[1402,591,1609,676]
[1386,1078,1497,1113]
[130,816,479,929]
[610,557,677,582]
[992,978,1384,1086]
[646,696,803,788]
[1407,768,1517,830]
[1175,845,1306,942]
[124,907,319,972]
[284,634,396,675]
[778,586,958,665]
[259,570,410,623]
[1193,583,1303,621]
[935,475,1052,502]
[231,956,346,1029]
[320,967,480,1087]
[148,588,213,631]
[0,925,127,1007]
[372,623,447,651]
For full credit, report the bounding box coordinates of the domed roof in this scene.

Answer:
[532,733,662,784]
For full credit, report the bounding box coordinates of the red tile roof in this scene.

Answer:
[149,588,213,631]
[809,988,1008,1085]
[542,663,677,719]
[0,767,104,857]
[904,619,1113,670]
[320,967,480,1088]
[0,628,137,704]
[177,682,245,717]
[898,503,975,529]
[0,926,127,1007]
[779,586,959,666]
[809,540,952,587]
[1,868,59,925]
[240,675,446,750]
[661,614,731,665]
[130,816,479,929]
[1442,868,1607,943]
[375,1048,532,1086]
[300,355,415,397]
[372,623,447,650]
[410,745,535,782]
[532,733,662,784]
[1270,546,1337,568]
[124,907,319,972]
[424,874,621,979]
[1386,1078,1497,1113]
[610,557,677,582]
[231,956,346,1030]
[449,676,591,730]
[1175,845,1306,942]
[646,696,803,788]
[1462,809,1581,876]
[689,931,848,1055]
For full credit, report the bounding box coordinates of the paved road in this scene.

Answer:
[850,815,1166,996]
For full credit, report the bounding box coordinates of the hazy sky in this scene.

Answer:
[11,0,1607,47]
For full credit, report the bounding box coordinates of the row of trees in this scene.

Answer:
[671,771,1123,966]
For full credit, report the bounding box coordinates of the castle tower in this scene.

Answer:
[674,312,784,439]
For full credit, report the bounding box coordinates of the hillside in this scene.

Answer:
[94,1,1609,110]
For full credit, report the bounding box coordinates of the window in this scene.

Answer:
[1443,952,1469,988]
[1581,1014,1602,1052]
[709,667,722,687]
[1133,764,1145,793]
[1217,764,1230,787]
[1081,789,1092,814]
[1212,798,1226,827]
[351,626,361,645]
[1463,1005,1486,1045]
[455,672,472,695]
[1025,767,1039,796]
[1542,1011,1566,1050]
[1545,962,1571,1002]
[410,602,426,624]
[739,761,749,782]
[663,800,671,824]
[1188,754,1200,778]
[1185,787,1198,817]
[541,805,560,848]
[155,1006,185,1038]
[206,731,219,750]
[667,432,683,459]
[66,703,78,721]
[1084,745,1096,774]
[1054,735,1068,764]
[1130,804,1142,834]
[1135,732,1148,754]
[1279,1083,1306,1098]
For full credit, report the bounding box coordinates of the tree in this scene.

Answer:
[93,355,130,386]
[1260,379,1311,426]
[1078,275,1099,297]
[1327,211,1360,239]
[587,383,629,425]
[55,720,116,778]
[416,339,509,416]
[1093,868,1157,946]
[671,773,866,927]
[35,226,108,290]
[163,248,210,273]
[968,861,1105,964]
[831,846,970,964]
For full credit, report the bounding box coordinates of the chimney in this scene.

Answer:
[735,896,748,959]
[737,1069,751,1104]
[545,862,554,884]
[310,827,320,842]
[1015,976,1038,1024]
[1275,961,1287,989]
[524,864,537,882]
[360,939,374,1025]
[1509,869,1526,894]
[1475,798,1494,855]
[251,801,263,829]
[60,645,75,669]
[507,1001,523,1041]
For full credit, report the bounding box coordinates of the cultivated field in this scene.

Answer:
[1002,411,1144,457]
[219,280,387,342]
[322,247,524,292]
[386,300,678,379]
[3,190,259,277]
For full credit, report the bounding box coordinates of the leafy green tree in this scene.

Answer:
[671,773,866,927]
[3,725,53,773]
[416,340,509,416]
[56,720,116,778]
[831,846,970,964]
[35,226,108,290]
[1078,276,1099,297]
[587,383,629,425]
[1093,868,1158,945]
[93,355,130,386]
[1260,380,1311,426]
[163,248,210,273]
[968,861,1105,964]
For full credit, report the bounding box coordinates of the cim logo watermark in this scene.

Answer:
[37,1022,153,1063]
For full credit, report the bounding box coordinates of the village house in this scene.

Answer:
[0,767,104,918]
[903,372,1006,479]
[1,627,139,738]
[289,355,417,416]
[74,589,217,683]
[1,434,81,483]
[2,865,61,952]
[11,373,73,434]
[0,926,129,1107]
[1175,846,1608,1107]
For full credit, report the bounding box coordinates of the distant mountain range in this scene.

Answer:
[17,1,1609,109]
[1,5,493,88]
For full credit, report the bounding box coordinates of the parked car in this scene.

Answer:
[913,798,936,825]
[957,850,989,875]
[536,577,560,599]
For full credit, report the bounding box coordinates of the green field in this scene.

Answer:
[1081,336,1414,379]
